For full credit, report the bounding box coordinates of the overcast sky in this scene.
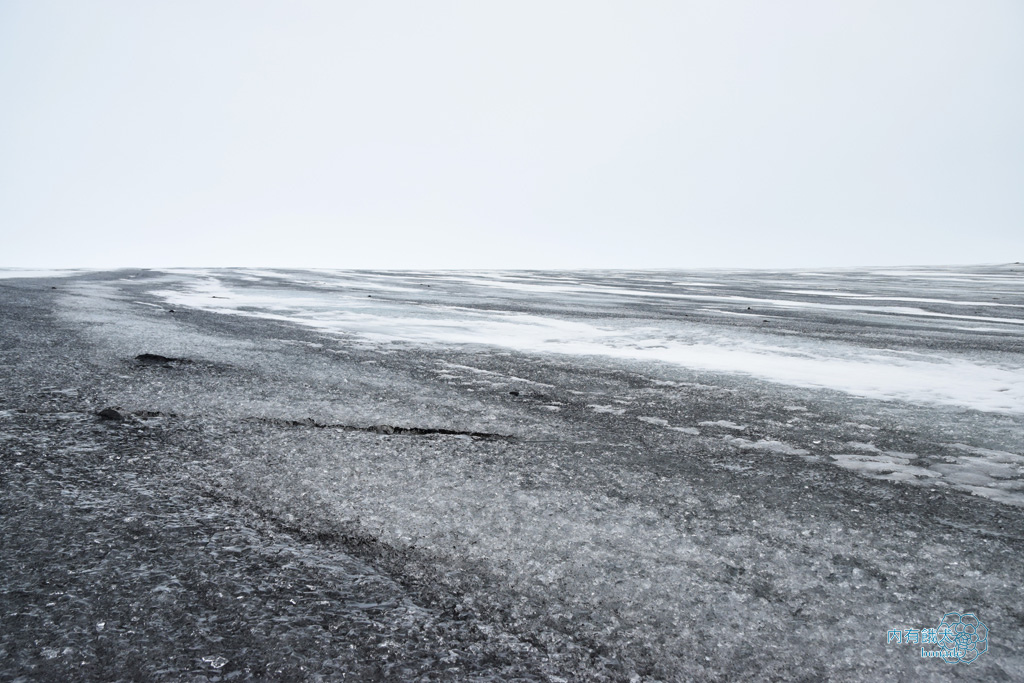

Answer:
[1,1,1021,269]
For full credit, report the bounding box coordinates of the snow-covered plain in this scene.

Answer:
[151,268,1024,414]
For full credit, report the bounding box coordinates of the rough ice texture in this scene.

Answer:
[152,267,1024,414]
[2,265,1023,681]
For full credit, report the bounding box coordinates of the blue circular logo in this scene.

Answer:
[937,612,988,664]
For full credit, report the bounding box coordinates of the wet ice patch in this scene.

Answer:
[588,404,625,416]
[929,464,999,487]
[947,443,1024,465]
[830,453,938,480]
[921,446,1024,505]
[699,420,747,431]
[829,449,1024,506]
[845,441,883,453]
[636,416,700,436]
[956,485,1024,506]
[749,440,809,456]
[724,437,809,456]
[438,362,555,389]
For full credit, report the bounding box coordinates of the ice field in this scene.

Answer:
[2,265,1023,680]
[152,265,1024,506]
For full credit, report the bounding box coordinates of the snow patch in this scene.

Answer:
[845,441,883,453]
[725,438,809,456]
[699,420,747,431]
[588,405,625,416]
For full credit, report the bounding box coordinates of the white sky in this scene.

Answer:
[1,1,1021,269]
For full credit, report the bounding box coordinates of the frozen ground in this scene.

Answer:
[1,266,1023,681]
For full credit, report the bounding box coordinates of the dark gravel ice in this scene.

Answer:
[1,266,1022,681]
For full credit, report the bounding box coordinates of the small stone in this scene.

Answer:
[135,353,179,365]
[97,407,126,421]
[374,425,394,434]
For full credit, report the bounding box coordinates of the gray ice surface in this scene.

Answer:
[2,266,1023,681]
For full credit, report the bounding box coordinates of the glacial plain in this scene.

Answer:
[2,265,1022,681]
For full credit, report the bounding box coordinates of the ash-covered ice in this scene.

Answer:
[2,266,1023,681]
